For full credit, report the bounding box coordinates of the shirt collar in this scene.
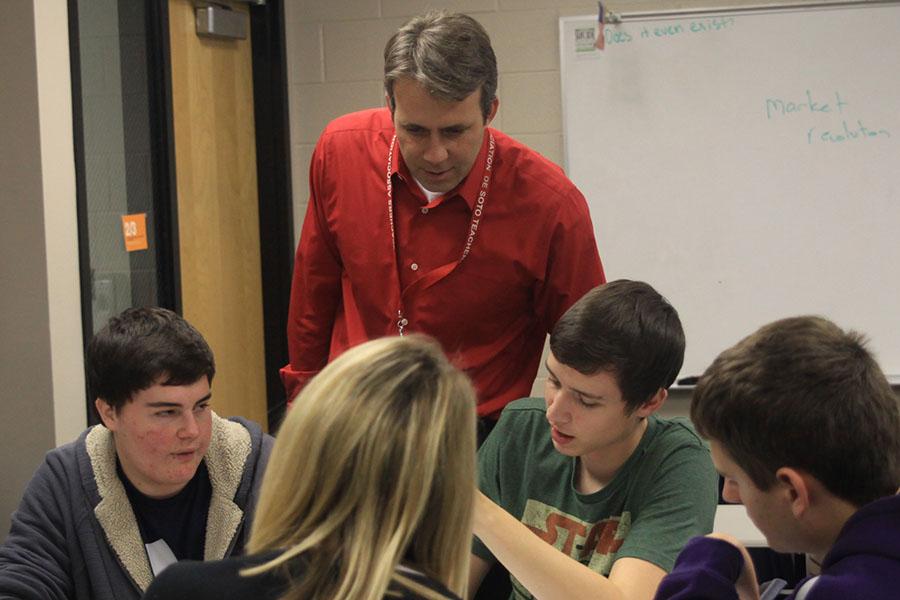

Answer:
[392,129,492,211]
[454,129,491,211]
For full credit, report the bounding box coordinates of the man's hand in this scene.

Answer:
[705,533,760,600]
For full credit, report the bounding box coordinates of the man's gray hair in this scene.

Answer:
[384,11,498,121]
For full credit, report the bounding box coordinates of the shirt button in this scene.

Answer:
[421,207,429,215]
[410,263,419,271]
[400,318,409,326]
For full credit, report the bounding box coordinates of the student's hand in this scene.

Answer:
[473,490,509,541]
[471,490,662,600]
[472,490,494,536]
[705,533,760,600]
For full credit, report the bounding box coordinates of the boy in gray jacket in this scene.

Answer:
[0,308,273,600]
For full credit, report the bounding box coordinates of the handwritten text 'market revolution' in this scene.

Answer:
[765,90,891,145]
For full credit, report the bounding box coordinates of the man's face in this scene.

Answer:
[390,77,498,194]
[97,377,212,499]
[710,440,800,553]
[544,352,649,462]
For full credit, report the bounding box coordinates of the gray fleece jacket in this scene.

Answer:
[0,413,273,600]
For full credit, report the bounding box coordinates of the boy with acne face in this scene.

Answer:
[470,280,719,600]
[655,316,900,600]
[0,308,273,600]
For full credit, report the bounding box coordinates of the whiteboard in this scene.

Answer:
[560,4,900,379]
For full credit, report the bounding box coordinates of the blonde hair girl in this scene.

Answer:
[145,334,477,600]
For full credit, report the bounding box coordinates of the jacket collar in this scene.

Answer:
[822,493,900,569]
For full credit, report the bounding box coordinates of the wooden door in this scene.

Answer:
[168,0,267,428]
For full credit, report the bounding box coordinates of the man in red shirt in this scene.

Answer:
[281,10,604,431]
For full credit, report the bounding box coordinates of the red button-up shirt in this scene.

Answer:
[281,108,604,417]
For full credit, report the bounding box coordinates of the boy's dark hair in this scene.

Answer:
[691,316,900,507]
[87,307,215,412]
[549,280,685,412]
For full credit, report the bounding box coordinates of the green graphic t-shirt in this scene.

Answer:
[473,398,718,600]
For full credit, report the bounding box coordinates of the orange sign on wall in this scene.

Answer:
[121,213,148,252]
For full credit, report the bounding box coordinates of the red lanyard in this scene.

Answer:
[386,132,496,335]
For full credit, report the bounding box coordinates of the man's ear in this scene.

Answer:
[775,467,812,518]
[635,387,667,418]
[95,398,118,431]
[485,96,499,125]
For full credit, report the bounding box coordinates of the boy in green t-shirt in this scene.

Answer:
[469,280,718,600]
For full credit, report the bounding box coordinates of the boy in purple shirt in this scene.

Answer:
[656,316,900,600]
